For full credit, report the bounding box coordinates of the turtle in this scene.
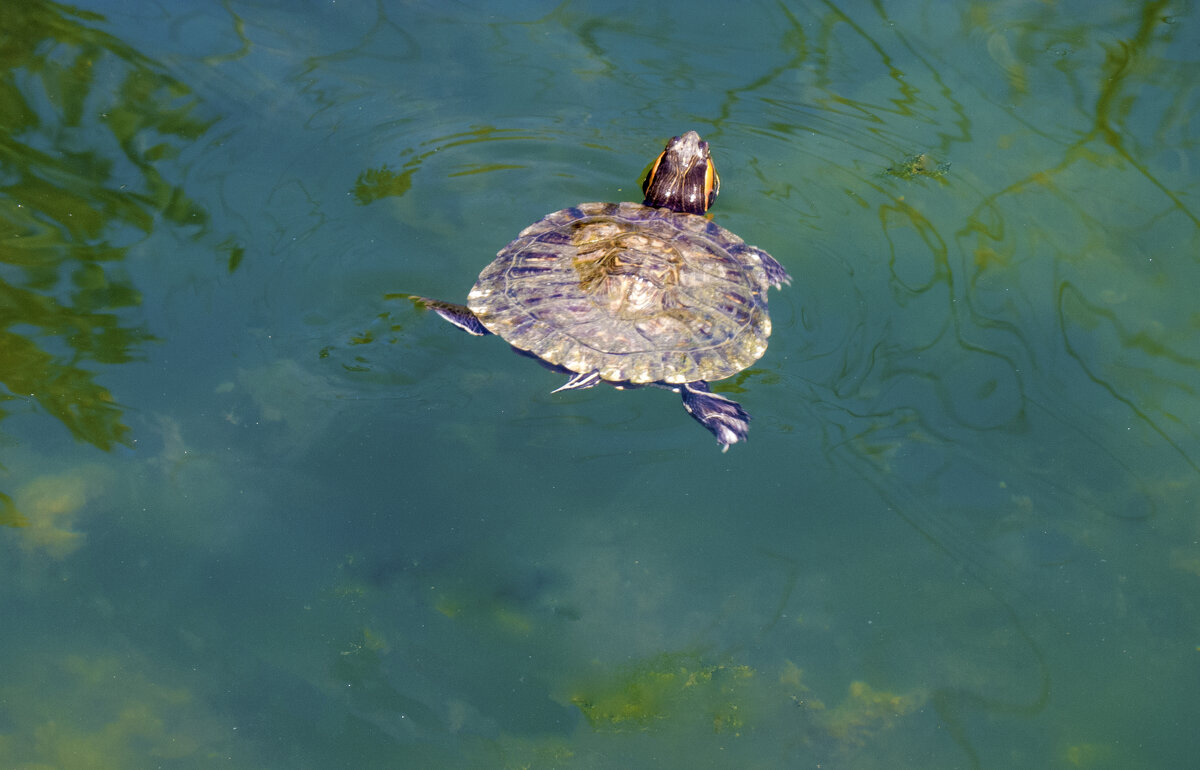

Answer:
[415,130,790,451]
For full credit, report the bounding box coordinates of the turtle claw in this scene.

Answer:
[412,296,492,336]
[680,382,750,451]
[552,371,602,393]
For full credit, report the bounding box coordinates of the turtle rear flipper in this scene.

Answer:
[412,296,491,336]
[552,371,603,392]
[680,382,750,452]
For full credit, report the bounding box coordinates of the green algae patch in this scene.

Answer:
[9,464,111,558]
[818,680,921,744]
[885,153,950,181]
[0,652,235,768]
[569,652,756,734]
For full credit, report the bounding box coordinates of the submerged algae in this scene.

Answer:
[818,680,922,744]
[9,464,110,558]
[569,652,754,734]
[0,653,235,768]
[569,651,923,750]
[885,152,951,181]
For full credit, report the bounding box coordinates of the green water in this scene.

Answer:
[2,0,1198,767]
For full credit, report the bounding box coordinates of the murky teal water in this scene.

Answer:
[2,1,1198,767]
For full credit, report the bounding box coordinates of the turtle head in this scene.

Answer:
[641,131,720,215]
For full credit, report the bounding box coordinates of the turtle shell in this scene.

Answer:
[467,201,780,385]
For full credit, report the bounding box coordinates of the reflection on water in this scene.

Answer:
[353,126,550,205]
[0,2,215,516]
[1,0,1198,767]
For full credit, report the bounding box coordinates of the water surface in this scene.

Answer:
[2,1,1198,767]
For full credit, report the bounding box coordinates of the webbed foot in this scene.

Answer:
[411,296,491,336]
[748,246,792,288]
[680,381,750,452]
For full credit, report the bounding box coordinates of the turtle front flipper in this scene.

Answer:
[746,246,792,289]
[412,296,492,336]
[679,381,750,452]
